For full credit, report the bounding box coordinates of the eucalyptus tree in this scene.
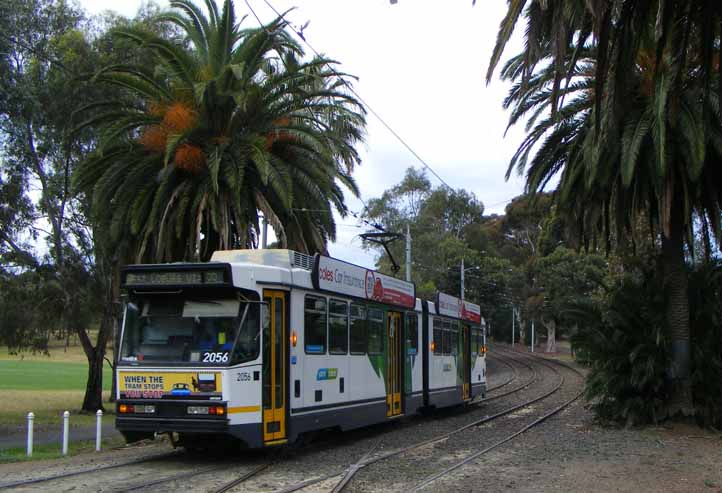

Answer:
[74,0,366,262]
[488,1,722,415]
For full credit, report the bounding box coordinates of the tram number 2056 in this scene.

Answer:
[201,351,229,363]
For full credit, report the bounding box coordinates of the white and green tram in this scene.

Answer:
[115,249,487,448]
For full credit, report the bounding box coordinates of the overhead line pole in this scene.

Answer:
[460,258,465,302]
[405,224,411,282]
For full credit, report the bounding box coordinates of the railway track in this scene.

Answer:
[411,349,585,491]
[0,347,571,493]
[0,450,183,490]
[273,347,577,493]
[484,351,518,392]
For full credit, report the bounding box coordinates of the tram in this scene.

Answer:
[115,249,487,448]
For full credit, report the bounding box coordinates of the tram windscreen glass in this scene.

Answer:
[120,295,260,365]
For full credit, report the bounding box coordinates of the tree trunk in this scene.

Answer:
[109,260,122,403]
[518,315,527,346]
[82,345,105,411]
[544,317,557,353]
[78,306,112,412]
[662,207,694,417]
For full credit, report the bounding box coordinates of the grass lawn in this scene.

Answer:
[0,390,113,426]
[0,340,115,426]
[0,360,112,391]
[0,436,125,464]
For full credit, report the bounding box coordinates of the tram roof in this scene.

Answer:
[210,249,315,290]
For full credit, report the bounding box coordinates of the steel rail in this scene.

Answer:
[329,441,381,493]
[0,451,183,490]
[413,349,585,491]
[211,462,272,493]
[484,351,518,392]
[274,351,563,493]
[116,464,225,492]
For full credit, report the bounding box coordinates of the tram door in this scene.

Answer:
[386,311,402,417]
[462,325,471,400]
[262,290,287,443]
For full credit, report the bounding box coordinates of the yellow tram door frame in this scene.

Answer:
[386,311,402,417]
[262,290,287,443]
[462,325,471,400]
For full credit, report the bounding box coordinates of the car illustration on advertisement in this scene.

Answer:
[171,382,191,396]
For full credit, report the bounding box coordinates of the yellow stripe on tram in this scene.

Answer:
[228,405,261,414]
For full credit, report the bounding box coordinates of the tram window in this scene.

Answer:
[450,321,459,356]
[329,299,349,354]
[432,318,443,355]
[442,329,450,355]
[471,328,478,357]
[406,312,418,355]
[231,303,260,364]
[304,295,327,354]
[367,308,384,355]
[119,295,260,365]
[350,302,367,354]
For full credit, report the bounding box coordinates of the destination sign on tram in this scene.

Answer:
[122,267,228,287]
[313,255,416,309]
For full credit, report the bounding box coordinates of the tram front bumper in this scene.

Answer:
[115,400,229,434]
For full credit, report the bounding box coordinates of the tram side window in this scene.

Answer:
[450,321,459,356]
[441,319,451,355]
[471,328,478,357]
[304,295,327,354]
[433,318,443,355]
[350,302,367,354]
[329,299,349,354]
[406,312,418,355]
[367,308,384,355]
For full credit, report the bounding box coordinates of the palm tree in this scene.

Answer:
[489,2,722,416]
[74,0,366,262]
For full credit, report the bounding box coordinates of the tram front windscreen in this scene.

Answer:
[120,294,260,366]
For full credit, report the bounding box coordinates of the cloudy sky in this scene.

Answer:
[79,0,528,268]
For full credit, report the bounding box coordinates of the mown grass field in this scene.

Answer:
[0,340,114,426]
[0,436,125,463]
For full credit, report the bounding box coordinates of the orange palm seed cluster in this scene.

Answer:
[174,144,206,173]
[139,125,169,153]
[163,101,198,133]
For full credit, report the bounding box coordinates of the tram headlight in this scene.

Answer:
[187,405,225,415]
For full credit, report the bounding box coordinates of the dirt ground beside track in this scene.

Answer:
[460,408,722,493]
[445,395,722,493]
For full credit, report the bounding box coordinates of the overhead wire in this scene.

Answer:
[244,0,389,237]
[256,0,454,191]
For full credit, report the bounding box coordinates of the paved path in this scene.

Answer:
[0,423,121,450]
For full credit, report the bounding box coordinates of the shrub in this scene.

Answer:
[570,262,670,426]
[571,258,722,428]
[688,263,722,429]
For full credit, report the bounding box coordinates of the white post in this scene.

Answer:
[96,410,103,452]
[62,410,70,455]
[511,306,515,347]
[531,320,535,353]
[26,412,34,457]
